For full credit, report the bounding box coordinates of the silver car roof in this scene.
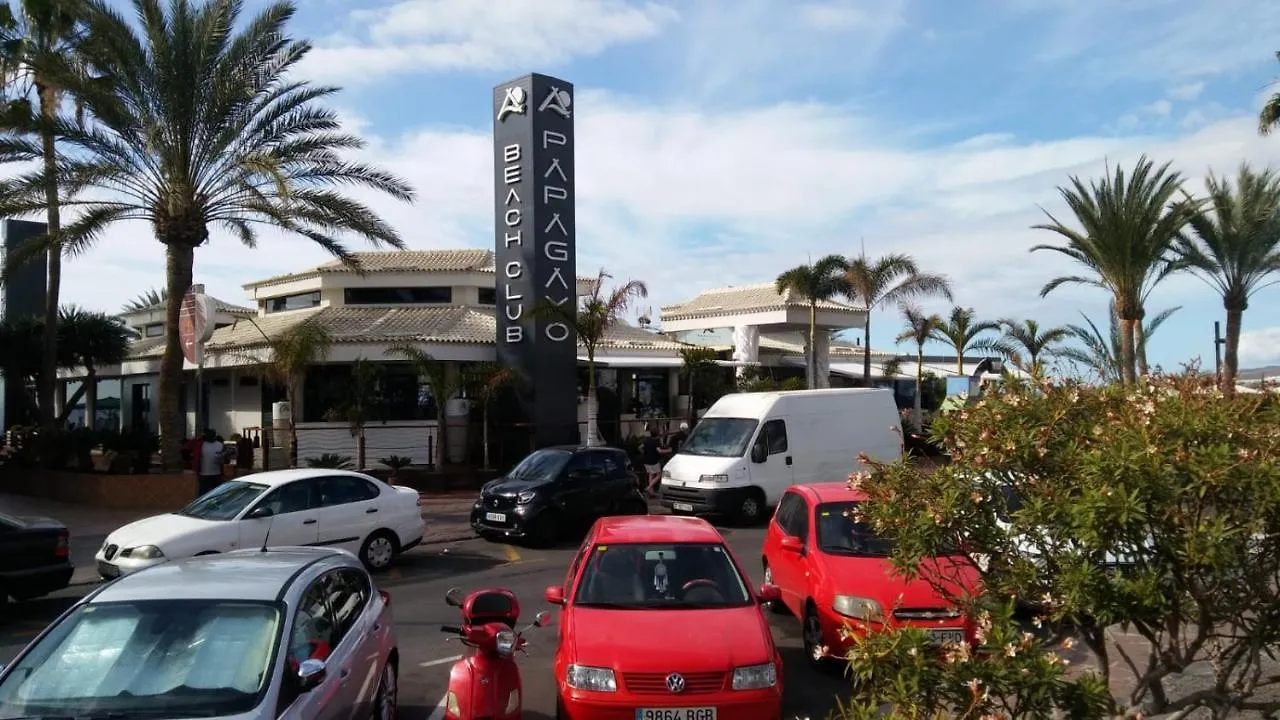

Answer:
[91,547,360,603]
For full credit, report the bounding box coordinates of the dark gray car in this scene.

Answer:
[0,547,398,719]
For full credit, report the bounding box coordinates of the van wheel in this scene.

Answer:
[736,490,766,525]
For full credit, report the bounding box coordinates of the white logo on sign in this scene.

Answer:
[538,87,572,118]
[496,86,526,121]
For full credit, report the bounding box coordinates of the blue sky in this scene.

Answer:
[68,0,1280,370]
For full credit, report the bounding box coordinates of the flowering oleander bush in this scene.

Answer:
[834,372,1280,719]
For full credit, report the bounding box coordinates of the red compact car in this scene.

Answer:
[546,515,784,720]
[761,482,981,665]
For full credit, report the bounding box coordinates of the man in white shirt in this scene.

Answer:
[196,428,225,496]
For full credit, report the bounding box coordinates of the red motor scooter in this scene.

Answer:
[439,585,551,720]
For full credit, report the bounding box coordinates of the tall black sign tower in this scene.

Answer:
[492,74,579,446]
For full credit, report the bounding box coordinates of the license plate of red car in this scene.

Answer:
[927,629,964,646]
[635,708,716,720]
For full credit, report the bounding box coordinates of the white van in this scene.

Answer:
[658,388,902,523]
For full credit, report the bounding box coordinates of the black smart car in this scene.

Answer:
[471,445,648,546]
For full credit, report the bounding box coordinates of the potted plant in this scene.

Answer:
[379,455,412,483]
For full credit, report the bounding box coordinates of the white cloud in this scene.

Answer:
[1169,81,1206,101]
[53,90,1280,367]
[796,2,895,33]
[297,0,679,84]
[1238,327,1280,367]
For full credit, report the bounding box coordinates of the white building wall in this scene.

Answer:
[294,421,440,467]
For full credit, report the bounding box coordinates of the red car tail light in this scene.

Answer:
[379,589,392,606]
[54,531,69,558]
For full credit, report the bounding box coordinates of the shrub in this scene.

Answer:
[306,453,354,470]
[841,372,1280,718]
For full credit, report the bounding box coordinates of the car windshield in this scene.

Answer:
[0,512,21,530]
[815,502,896,557]
[679,418,759,458]
[573,542,752,608]
[174,481,270,521]
[507,449,572,483]
[0,599,282,719]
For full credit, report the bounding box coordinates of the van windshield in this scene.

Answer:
[679,418,758,458]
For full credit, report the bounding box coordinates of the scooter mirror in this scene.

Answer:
[533,610,553,627]
[444,587,463,607]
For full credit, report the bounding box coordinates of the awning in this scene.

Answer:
[580,355,683,368]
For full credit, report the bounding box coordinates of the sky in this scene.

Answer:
[39,0,1280,370]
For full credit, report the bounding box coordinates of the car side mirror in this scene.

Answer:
[245,505,273,520]
[297,658,326,692]
[534,610,553,627]
[779,536,804,553]
[445,587,463,607]
[750,443,767,464]
[758,583,781,603]
[544,585,566,605]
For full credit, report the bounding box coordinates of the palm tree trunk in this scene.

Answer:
[956,348,964,377]
[1117,317,1137,386]
[482,400,492,469]
[85,373,98,430]
[158,243,194,470]
[586,352,599,447]
[862,316,873,387]
[356,428,366,470]
[286,378,300,468]
[1223,305,1244,393]
[808,302,817,389]
[913,348,924,430]
[36,86,62,431]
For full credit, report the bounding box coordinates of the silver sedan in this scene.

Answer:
[0,546,398,719]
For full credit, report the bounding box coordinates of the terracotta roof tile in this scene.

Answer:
[661,283,863,321]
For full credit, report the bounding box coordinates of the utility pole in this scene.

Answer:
[1213,321,1226,384]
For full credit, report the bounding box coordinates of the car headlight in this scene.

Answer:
[731,662,777,690]
[699,474,729,483]
[566,664,616,692]
[832,595,882,621]
[495,629,516,656]
[123,545,164,560]
[517,490,537,504]
[661,469,672,479]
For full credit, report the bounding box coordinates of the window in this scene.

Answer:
[324,569,371,644]
[815,502,894,557]
[144,323,163,337]
[762,419,788,455]
[383,363,428,420]
[289,579,335,669]
[257,480,317,515]
[775,492,804,537]
[477,287,496,305]
[680,418,759,458]
[565,452,606,478]
[574,543,752,608]
[177,481,271,521]
[266,292,321,314]
[317,476,379,506]
[0,512,21,531]
[600,450,625,476]
[508,449,573,483]
[343,286,452,305]
[0,599,282,717]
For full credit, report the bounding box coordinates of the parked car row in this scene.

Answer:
[0,511,73,606]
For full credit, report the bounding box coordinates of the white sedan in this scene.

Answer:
[95,468,425,579]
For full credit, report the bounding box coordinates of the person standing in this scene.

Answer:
[193,428,225,496]
[668,422,689,456]
[642,426,663,498]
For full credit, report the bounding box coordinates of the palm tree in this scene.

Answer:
[1173,164,1280,391]
[843,251,953,386]
[386,345,465,468]
[323,359,383,470]
[232,316,332,468]
[679,345,720,428]
[1261,51,1280,135]
[0,0,87,430]
[121,287,165,312]
[0,0,415,470]
[1031,156,1194,385]
[929,306,1001,376]
[1056,301,1180,383]
[56,305,133,427]
[466,362,518,470]
[895,303,944,430]
[774,255,849,389]
[537,269,647,447]
[995,319,1069,375]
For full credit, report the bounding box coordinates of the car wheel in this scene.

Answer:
[762,564,786,615]
[360,531,399,572]
[737,490,766,525]
[373,656,398,720]
[803,603,831,670]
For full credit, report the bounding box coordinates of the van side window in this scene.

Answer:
[762,419,788,455]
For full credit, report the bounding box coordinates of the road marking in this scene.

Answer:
[427,692,448,720]
[502,544,522,563]
[419,654,463,668]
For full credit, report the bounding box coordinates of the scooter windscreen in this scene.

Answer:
[461,588,521,628]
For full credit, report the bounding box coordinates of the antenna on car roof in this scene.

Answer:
[260,515,275,553]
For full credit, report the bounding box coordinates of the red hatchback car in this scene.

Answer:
[761,483,980,665]
[546,515,784,720]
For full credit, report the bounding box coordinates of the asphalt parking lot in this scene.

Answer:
[0,519,854,719]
